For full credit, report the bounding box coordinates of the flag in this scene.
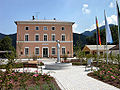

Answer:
[116,1,120,54]
[104,10,113,43]
[96,17,101,45]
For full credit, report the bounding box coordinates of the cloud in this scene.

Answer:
[72,24,79,33]
[84,15,117,32]
[109,2,114,8]
[82,4,91,14]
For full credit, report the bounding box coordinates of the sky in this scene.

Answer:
[0,0,120,34]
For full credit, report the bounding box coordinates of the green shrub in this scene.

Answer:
[93,64,120,82]
[72,61,87,66]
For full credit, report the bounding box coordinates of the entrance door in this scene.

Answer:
[43,48,48,57]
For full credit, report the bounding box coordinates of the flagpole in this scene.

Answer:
[104,10,109,64]
[96,17,99,65]
[106,34,108,64]
[116,1,120,56]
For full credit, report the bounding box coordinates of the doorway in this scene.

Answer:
[43,48,48,57]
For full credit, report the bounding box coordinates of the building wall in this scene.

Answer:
[16,23,73,58]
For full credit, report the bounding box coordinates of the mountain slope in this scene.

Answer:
[81,24,114,37]
[73,33,87,48]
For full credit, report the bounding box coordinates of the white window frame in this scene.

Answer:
[35,34,39,41]
[25,26,29,30]
[51,26,55,30]
[61,26,65,30]
[51,34,55,41]
[43,26,48,30]
[43,34,48,41]
[35,26,39,30]
[24,47,29,56]
[62,47,66,55]
[61,34,65,41]
[35,47,39,56]
[24,34,29,41]
[51,47,56,55]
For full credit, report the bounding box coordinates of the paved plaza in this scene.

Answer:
[1,59,120,90]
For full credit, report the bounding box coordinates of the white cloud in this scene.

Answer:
[72,24,80,33]
[84,15,117,32]
[82,4,91,14]
[109,2,114,8]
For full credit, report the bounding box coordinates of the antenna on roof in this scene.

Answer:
[33,12,40,20]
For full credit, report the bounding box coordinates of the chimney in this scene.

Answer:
[53,18,56,20]
[32,16,35,20]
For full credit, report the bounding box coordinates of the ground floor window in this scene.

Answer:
[25,47,29,55]
[35,47,39,55]
[52,48,56,55]
[62,47,66,55]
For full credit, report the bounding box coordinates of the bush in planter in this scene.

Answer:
[38,61,44,66]
[93,64,120,82]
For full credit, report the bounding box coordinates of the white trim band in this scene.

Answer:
[17,41,73,43]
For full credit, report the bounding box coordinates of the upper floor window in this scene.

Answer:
[62,34,65,41]
[25,26,29,30]
[43,26,48,30]
[35,47,39,55]
[44,34,48,41]
[52,47,56,55]
[25,34,29,41]
[51,34,55,41]
[51,26,55,30]
[25,47,29,55]
[61,26,65,30]
[62,47,66,55]
[36,26,39,30]
[35,34,39,41]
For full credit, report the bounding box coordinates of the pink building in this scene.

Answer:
[15,17,74,58]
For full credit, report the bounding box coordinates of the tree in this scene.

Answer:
[0,36,15,58]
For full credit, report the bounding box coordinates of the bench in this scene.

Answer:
[23,61,42,73]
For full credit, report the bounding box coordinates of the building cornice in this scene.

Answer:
[14,20,75,25]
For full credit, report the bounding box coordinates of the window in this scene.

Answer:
[35,47,39,55]
[43,26,48,30]
[25,34,29,41]
[51,34,55,41]
[36,26,39,30]
[25,47,29,55]
[61,26,65,30]
[62,34,65,41]
[35,34,39,41]
[52,48,56,55]
[62,47,65,55]
[25,26,29,30]
[44,34,48,41]
[51,26,55,30]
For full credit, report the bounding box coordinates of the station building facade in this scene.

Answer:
[15,18,74,58]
